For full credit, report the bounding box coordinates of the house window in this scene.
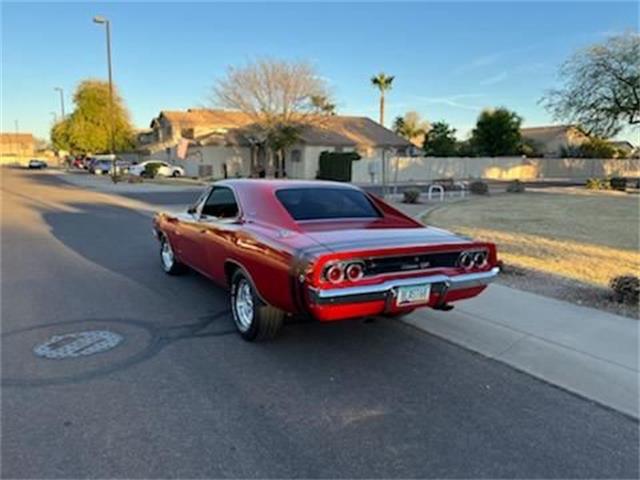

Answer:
[291,149,302,162]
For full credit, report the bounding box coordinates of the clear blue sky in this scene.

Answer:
[2,1,638,142]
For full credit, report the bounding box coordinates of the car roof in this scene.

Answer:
[216,178,362,193]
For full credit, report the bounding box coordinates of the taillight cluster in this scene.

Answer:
[324,262,365,284]
[457,250,489,270]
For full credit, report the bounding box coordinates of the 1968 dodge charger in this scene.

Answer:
[153,179,499,341]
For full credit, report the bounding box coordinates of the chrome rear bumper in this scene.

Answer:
[309,267,500,305]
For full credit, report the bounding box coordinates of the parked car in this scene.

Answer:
[72,156,89,169]
[129,161,184,178]
[88,158,130,175]
[28,159,48,169]
[153,180,499,341]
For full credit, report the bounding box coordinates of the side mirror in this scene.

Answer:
[187,206,197,215]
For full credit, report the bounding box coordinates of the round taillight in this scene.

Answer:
[458,252,474,269]
[325,264,344,284]
[474,251,488,268]
[345,263,364,281]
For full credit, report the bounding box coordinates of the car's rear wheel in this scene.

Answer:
[159,235,186,275]
[230,270,283,341]
[171,170,181,177]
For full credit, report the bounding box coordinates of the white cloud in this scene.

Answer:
[415,94,485,111]
[479,71,508,86]
[454,53,501,74]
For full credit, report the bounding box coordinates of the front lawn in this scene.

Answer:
[425,191,639,288]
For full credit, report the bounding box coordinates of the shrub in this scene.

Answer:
[143,162,162,178]
[506,179,526,193]
[585,178,610,190]
[579,138,616,159]
[403,188,421,204]
[609,177,627,191]
[610,275,640,305]
[469,180,489,195]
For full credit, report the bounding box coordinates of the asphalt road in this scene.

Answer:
[1,168,638,479]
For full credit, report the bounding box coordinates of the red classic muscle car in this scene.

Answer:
[153,180,499,341]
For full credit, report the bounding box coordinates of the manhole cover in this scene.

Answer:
[33,330,123,359]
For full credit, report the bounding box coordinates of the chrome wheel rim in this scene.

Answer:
[234,279,254,331]
[161,239,174,271]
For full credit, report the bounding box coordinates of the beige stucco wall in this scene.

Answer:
[176,145,252,178]
[360,156,640,183]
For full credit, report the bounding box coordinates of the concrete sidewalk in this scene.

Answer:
[402,282,639,418]
[395,199,639,418]
[47,170,203,194]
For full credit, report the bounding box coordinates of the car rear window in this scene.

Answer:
[276,187,381,221]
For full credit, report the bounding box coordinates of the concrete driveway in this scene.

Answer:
[1,168,638,478]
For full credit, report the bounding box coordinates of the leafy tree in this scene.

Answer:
[267,123,303,177]
[423,121,458,157]
[310,95,336,115]
[456,140,476,157]
[393,111,429,146]
[541,31,640,137]
[52,80,135,153]
[577,138,617,158]
[371,73,394,126]
[212,58,332,175]
[50,119,72,151]
[519,138,545,157]
[470,107,523,156]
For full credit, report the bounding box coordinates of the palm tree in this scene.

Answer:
[392,111,429,146]
[371,73,395,126]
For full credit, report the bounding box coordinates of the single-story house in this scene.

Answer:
[0,133,35,158]
[608,140,637,157]
[137,109,411,182]
[520,125,590,157]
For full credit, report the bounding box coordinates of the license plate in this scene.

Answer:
[396,284,431,305]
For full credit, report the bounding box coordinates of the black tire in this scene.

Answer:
[171,170,181,177]
[159,235,186,275]
[230,269,284,341]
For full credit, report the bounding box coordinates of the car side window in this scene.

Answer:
[201,187,239,219]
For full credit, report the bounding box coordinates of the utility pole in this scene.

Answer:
[93,15,116,180]
[54,87,65,119]
[14,119,21,160]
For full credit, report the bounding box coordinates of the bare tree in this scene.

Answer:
[212,58,333,176]
[213,58,331,126]
[541,31,640,137]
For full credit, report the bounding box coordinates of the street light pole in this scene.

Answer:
[93,15,116,180]
[54,87,65,119]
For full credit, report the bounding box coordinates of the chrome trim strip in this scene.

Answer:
[309,267,500,304]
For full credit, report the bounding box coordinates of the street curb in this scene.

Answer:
[399,315,639,422]
[404,209,639,419]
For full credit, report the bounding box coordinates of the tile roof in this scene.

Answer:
[162,109,411,149]
[0,133,34,144]
[520,125,583,143]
